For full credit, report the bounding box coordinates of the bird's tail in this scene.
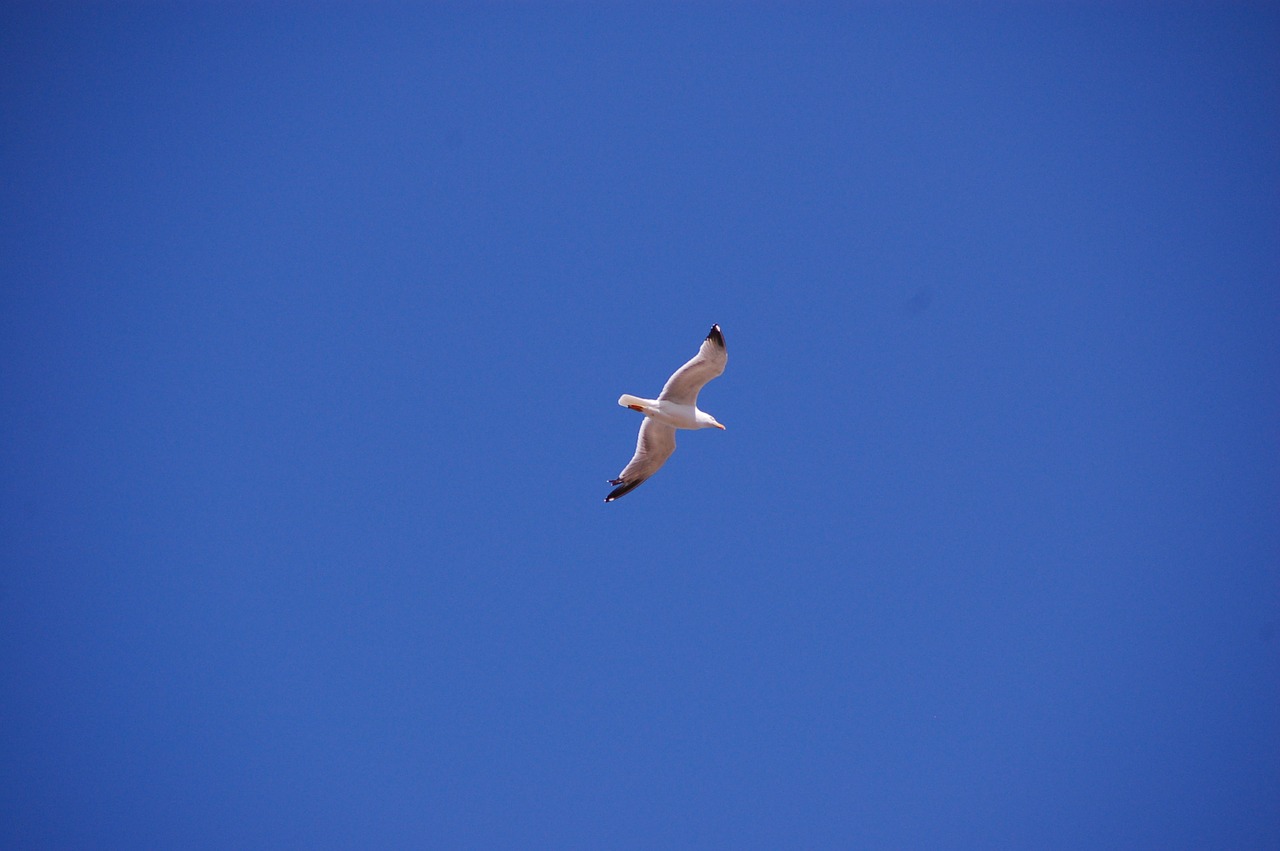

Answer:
[618,394,647,411]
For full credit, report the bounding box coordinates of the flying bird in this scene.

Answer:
[605,324,727,502]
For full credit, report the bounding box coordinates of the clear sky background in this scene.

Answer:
[2,3,1278,848]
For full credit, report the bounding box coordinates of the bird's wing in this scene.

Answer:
[656,324,727,405]
[605,417,677,502]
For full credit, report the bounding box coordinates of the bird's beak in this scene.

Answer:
[715,423,726,430]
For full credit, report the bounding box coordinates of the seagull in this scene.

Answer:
[605,324,727,502]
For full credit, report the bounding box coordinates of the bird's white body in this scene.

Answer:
[617,395,723,431]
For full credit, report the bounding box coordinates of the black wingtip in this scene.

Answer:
[706,324,725,349]
[604,478,643,502]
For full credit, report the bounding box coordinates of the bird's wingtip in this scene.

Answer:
[707,324,725,348]
[604,478,642,501]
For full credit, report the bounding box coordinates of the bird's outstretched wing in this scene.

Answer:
[657,324,727,406]
[605,417,677,502]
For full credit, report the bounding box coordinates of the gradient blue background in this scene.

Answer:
[3,4,1278,848]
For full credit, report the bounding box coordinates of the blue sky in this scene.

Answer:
[2,3,1278,848]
